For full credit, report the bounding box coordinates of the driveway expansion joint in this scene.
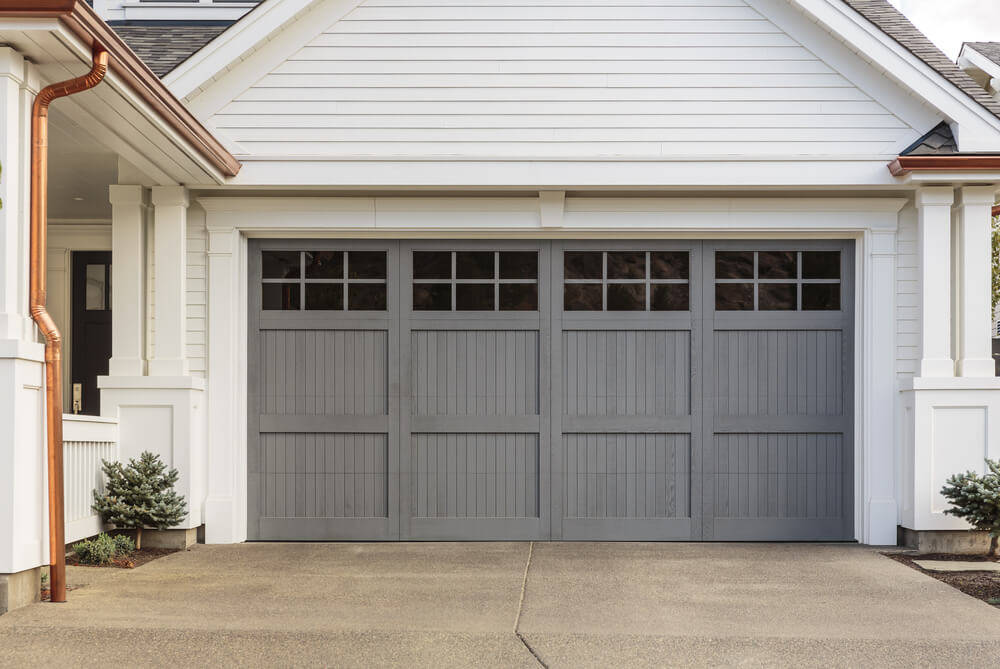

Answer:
[513,541,546,668]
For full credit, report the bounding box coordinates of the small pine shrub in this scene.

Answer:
[113,533,136,556]
[73,533,118,566]
[941,459,1000,557]
[92,451,187,549]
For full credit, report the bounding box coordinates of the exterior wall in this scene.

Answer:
[207,0,926,160]
[187,206,208,379]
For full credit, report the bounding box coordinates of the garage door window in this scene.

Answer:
[715,250,840,311]
[412,250,538,311]
[261,250,387,311]
[563,250,689,312]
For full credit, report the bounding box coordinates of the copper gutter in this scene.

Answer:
[30,45,109,604]
[889,155,1000,176]
[0,0,240,178]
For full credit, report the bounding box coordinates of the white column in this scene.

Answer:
[204,222,246,543]
[149,186,189,376]
[915,187,955,377]
[0,47,26,342]
[955,185,999,377]
[108,185,147,376]
[0,48,46,594]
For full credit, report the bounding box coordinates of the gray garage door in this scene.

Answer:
[248,240,853,541]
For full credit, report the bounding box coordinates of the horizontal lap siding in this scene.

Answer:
[214,0,914,158]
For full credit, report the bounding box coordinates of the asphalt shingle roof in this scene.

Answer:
[966,42,1000,68]
[840,0,1000,120]
[111,24,231,77]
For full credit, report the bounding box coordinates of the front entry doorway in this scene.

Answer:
[71,251,112,416]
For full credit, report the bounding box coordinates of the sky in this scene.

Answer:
[890,0,1000,59]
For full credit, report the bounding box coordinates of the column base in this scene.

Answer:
[98,376,206,530]
[899,377,1000,530]
[899,527,995,555]
[0,567,41,615]
[957,358,997,378]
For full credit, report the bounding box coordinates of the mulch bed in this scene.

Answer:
[66,547,179,570]
[885,552,1000,607]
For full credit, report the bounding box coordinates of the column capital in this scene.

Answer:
[151,185,190,208]
[915,186,955,208]
[955,184,999,207]
[108,184,148,208]
[0,47,25,83]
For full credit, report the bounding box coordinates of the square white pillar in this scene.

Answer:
[149,186,189,376]
[955,185,998,377]
[108,184,147,376]
[0,47,46,579]
[915,187,955,378]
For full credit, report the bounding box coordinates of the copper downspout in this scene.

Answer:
[30,46,109,604]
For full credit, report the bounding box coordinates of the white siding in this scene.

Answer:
[187,206,208,378]
[896,204,918,381]
[211,0,918,159]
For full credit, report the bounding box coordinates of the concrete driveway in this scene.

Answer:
[1,543,998,667]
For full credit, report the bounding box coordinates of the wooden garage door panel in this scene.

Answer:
[411,330,539,416]
[562,330,690,417]
[410,433,540,518]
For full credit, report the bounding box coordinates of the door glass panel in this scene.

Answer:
[651,284,689,311]
[348,251,386,279]
[305,284,343,310]
[607,283,645,311]
[263,283,300,310]
[715,283,753,310]
[499,251,537,279]
[606,252,646,280]
[348,284,387,310]
[456,283,495,310]
[500,283,538,311]
[802,284,840,310]
[85,264,107,311]
[802,251,840,280]
[650,251,688,280]
[715,251,754,279]
[758,283,797,310]
[262,251,300,279]
[564,252,602,279]
[564,283,603,311]
[758,251,797,279]
[305,251,343,279]
[413,283,452,310]
[456,251,495,279]
[413,251,452,279]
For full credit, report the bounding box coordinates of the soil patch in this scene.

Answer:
[66,547,179,570]
[885,552,1000,607]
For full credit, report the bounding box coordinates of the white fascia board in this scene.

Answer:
[118,3,257,23]
[958,45,1000,89]
[789,0,1000,152]
[43,25,227,185]
[164,0,325,102]
[220,158,903,189]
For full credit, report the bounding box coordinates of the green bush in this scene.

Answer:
[113,533,136,556]
[72,533,117,566]
[941,459,1000,557]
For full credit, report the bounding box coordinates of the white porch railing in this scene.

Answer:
[62,415,119,544]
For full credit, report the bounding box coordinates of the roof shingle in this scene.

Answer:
[111,24,231,77]
[965,42,1000,68]
[840,0,1000,120]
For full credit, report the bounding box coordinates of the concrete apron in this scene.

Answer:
[0,543,997,668]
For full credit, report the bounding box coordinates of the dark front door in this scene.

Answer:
[71,251,112,416]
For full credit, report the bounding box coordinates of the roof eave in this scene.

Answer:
[0,0,241,178]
